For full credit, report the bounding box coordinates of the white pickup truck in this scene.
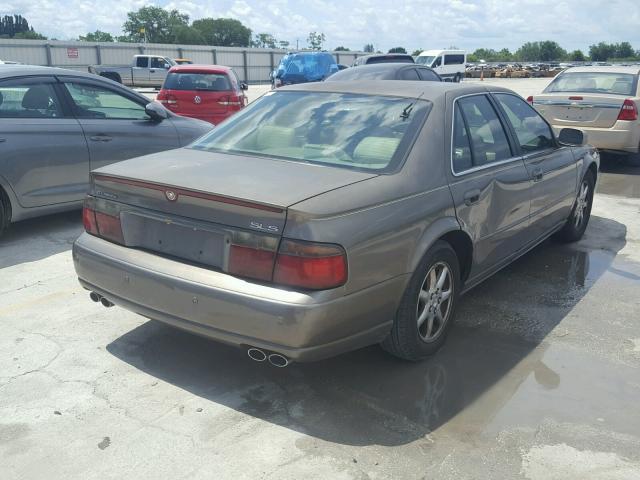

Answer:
[88,55,176,88]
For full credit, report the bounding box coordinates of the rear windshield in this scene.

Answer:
[164,72,232,91]
[190,91,430,173]
[366,56,414,65]
[277,54,337,80]
[545,72,638,96]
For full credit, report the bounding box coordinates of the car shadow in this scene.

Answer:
[106,215,628,446]
[0,210,82,268]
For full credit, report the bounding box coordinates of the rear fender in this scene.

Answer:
[407,216,466,272]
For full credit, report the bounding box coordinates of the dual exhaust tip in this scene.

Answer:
[247,347,290,368]
[90,292,288,367]
[89,291,114,308]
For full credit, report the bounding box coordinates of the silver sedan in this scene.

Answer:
[73,81,599,365]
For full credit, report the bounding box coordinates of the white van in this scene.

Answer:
[416,50,466,82]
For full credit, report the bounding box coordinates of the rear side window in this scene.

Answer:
[0,80,63,118]
[399,68,420,80]
[444,55,465,65]
[135,57,148,68]
[453,95,512,172]
[164,72,231,91]
[417,68,440,82]
[494,94,555,153]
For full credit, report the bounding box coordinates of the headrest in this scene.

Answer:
[353,136,400,165]
[22,86,51,109]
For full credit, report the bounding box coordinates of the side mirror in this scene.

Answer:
[164,64,171,69]
[240,83,248,91]
[145,101,168,122]
[558,128,585,146]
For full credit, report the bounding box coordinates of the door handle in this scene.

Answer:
[0,138,6,143]
[89,135,113,142]
[531,167,544,182]
[463,189,481,206]
[150,69,156,73]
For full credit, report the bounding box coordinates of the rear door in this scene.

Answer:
[59,78,180,171]
[0,76,89,207]
[493,93,577,238]
[447,93,532,280]
[132,56,150,86]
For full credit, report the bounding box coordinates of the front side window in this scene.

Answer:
[0,80,62,118]
[164,72,231,91]
[454,95,512,171]
[433,57,442,68]
[64,82,148,120]
[495,93,555,154]
[191,91,431,173]
[151,57,169,69]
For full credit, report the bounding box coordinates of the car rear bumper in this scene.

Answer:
[73,233,406,362]
[551,121,640,153]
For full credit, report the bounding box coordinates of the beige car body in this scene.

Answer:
[533,66,640,154]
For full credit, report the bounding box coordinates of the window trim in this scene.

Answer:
[450,92,520,177]
[491,91,559,157]
[0,76,68,119]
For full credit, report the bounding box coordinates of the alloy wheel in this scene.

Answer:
[574,180,590,228]
[416,262,453,342]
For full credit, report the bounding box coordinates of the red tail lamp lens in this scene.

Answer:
[95,212,124,244]
[618,99,638,121]
[228,244,275,281]
[82,205,98,235]
[526,96,534,104]
[273,240,347,290]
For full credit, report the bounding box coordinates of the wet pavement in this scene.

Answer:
[1,161,640,479]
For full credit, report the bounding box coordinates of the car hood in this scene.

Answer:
[92,148,378,208]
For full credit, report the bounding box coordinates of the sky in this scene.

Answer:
[2,0,640,53]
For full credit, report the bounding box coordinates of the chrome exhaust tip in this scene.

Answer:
[247,348,267,362]
[89,291,101,303]
[268,353,289,368]
[100,297,114,308]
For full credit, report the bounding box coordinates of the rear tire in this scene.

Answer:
[381,241,460,361]
[0,190,9,237]
[454,73,461,83]
[555,170,595,243]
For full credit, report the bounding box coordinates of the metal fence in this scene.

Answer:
[0,39,366,84]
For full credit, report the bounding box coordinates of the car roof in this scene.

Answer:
[0,64,101,80]
[562,65,640,75]
[281,80,513,101]
[168,64,232,73]
[327,63,436,81]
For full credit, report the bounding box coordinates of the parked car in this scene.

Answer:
[0,59,20,65]
[325,63,441,82]
[73,81,598,365]
[157,65,248,125]
[0,65,212,236]
[271,52,338,88]
[88,55,176,88]
[529,66,640,158]
[352,53,414,67]
[416,50,466,82]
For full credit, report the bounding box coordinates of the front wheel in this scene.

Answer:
[381,241,460,361]
[454,73,462,83]
[555,170,595,243]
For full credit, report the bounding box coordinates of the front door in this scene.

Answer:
[60,79,180,171]
[447,93,532,281]
[0,76,89,207]
[149,57,170,87]
[493,93,577,239]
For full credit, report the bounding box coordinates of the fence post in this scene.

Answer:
[178,47,184,59]
[269,51,274,72]
[243,50,248,83]
[95,44,102,65]
[138,45,145,54]
[45,43,52,66]
[212,49,217,64]
[336,52,340,63]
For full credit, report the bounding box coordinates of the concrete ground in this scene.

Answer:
[2,80,640,480]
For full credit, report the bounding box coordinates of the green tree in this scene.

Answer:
[192,18,252,47]
[122,6,189,43]
[13,29,46,40]
[0,14,31,37]
[334,46,350,51]
[411,49,423,57]
[79,30,114,42]
[279,40,290,49]
[615,41,635,59]
[568,49,586,62]
[363,43,374,53]
[589,42,615,61]
[307,31,325,50]
[253,33,277,48]
[496,48,512,61]
[173,26,205,45]
[472,48,498,61]
[388,46,407,54]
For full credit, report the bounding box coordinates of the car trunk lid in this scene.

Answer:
[533,93,627,128]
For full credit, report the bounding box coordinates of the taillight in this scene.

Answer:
[617,99,638,121]
[82,204,98,235]
[82,203,124,244]
[228,244,275,281]
[273,239,347,290]
[158,93,177,106]
[217,95,242,106]
[526,96,534,104]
